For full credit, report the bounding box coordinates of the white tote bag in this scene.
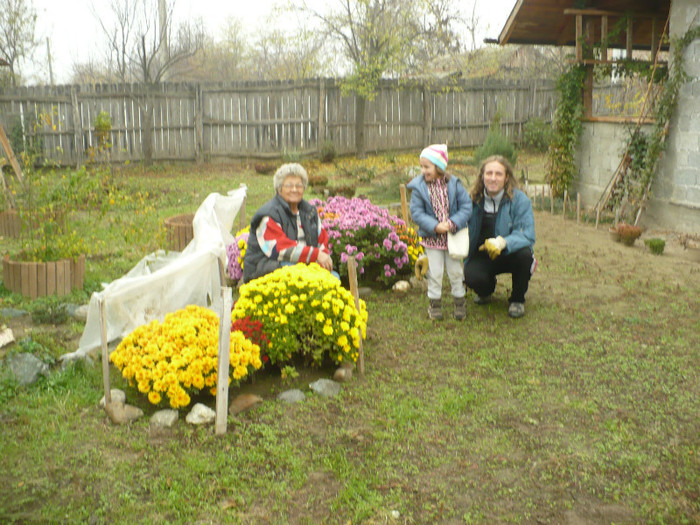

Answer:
[447,227,470,260]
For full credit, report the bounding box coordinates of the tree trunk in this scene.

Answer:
[354,95,367,159]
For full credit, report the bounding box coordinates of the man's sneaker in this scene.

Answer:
[473,294,492,305]
[453,297,466,320]
[508,302,525,318]
[428,299,443,320]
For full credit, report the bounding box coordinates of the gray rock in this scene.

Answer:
[229,393,263,414]
[104,401,143,425]
[60,351,96,370]
[99,389,126,407]
[66,304,89,322]
[309,378,341,398]
[0,308,29,319]
[409,276,428,291]
[358,287,373,298]
[0,326,14,348]
[333,366,353,382]
[392,280,410,292]
[277,389,306,403]
[185,403,215,425]
[6,353,49,386]
[150,409,179,428]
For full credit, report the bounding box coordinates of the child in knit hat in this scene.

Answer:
[407,144,472,320]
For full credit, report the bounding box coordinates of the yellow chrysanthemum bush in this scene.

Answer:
[232,264,368,367]
[110,305,263,409]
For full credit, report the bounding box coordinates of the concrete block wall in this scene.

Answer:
[646,0,700,233]
[575,0,700,234]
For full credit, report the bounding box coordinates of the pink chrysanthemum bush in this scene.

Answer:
[232,264,368,367]
[310,196,421,286]
[226,226,249,281]
[110,305,263,409]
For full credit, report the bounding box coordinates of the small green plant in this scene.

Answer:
[522,118,553,152]
[17,336,56,365]
[474,119,517,166]
[280,365,300,385]
[644,238,665,255]
[283,149,302,163]
[320,140,337,163]
[29,296,69,325]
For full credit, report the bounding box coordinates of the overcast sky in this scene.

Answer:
[27,0,517,85]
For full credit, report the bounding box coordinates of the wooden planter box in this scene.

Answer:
[164,214,194,251]
[2,254,85,299]
[0,209,66,239]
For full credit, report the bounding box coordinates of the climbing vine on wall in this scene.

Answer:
[546,64,585,196]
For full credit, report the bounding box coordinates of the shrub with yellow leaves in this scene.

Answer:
[110,305,262,409]
[232,264,368,367]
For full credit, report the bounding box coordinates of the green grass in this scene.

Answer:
[0,156,698,524]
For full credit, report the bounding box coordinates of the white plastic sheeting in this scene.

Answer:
[61,187,247,361]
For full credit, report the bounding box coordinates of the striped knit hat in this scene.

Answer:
[420,144,448,172]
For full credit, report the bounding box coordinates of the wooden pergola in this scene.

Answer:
[492,0,671,118]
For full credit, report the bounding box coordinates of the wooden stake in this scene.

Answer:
[563,190,568,217]
[215,286,233,436]
[346,255,364,375]
[550,186,554,214]
[399,184,409,224]
[98,296,111,405]
[595,206,601,229]
[576,193,581,223]
[541,185,545,210]
[0,124,25,189]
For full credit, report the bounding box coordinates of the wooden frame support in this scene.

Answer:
[346,255,364,375]
[215,286,233,435]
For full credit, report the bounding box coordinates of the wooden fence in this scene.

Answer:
[0,78,639,165]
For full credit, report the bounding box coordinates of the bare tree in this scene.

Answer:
[91,0,205,163]
[295,0,461,157]
[0,0,38,86]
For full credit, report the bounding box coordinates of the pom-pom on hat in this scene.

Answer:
[420,144,448,172]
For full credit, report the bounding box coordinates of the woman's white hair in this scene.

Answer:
[273,163,308,192]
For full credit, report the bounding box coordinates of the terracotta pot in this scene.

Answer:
[164,213,194,251]
[2,254,85,299]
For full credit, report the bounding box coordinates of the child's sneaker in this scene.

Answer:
[453,297,466,320]
[428,299,443,320]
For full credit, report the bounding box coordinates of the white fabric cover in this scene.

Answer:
[61,187,247,360]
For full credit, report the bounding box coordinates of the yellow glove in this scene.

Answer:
[478,236,507,260]
[414,254,428,280]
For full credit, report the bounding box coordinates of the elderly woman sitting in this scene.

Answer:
[242,163,335,283]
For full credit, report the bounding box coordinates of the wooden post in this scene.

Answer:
[215,286,233,436]
[98,296,112,405]
[70,86,84,168]
[399,184,409,223]
[0,124,25,189]
[563,190,568,217]
[550,186,554,214]
[346,255,364,375]
[194,84,204,163]
[601,16,609,61]
[595,206,601,229]
[626,18,634,59]
[317,79,326,153]
[541,185,545,210]
[576,193,581,223]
